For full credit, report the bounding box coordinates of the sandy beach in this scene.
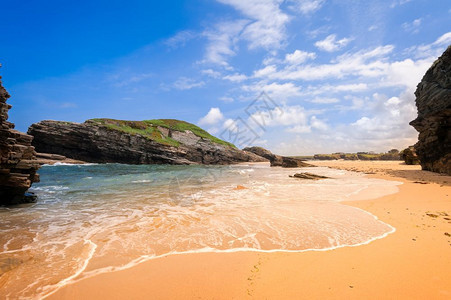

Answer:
[44,161,451,299]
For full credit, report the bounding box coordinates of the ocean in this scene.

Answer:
[0,163,401,298]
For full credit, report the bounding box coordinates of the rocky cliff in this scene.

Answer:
[410,46,451,174]
[28,119,266,165]
[242,146,312,168]
[0,73,40,205]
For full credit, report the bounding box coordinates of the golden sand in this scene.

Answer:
[47,161,451,299]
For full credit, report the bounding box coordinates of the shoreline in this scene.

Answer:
[46,161,451,299]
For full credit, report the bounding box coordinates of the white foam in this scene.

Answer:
[38,212,395,298]
[131,180,153,183]
[44,162,98,166]
[40,240,97,299]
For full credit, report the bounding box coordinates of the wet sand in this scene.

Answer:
[47,161,451,299]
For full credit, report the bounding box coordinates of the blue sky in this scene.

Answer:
[1,0,450,155]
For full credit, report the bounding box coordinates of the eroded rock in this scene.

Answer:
[0,71,40,205]
[401,146,420,165]
[410,46,451,174]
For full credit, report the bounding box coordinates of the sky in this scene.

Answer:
[1,0,450,155]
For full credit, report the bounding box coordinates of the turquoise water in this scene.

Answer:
[0,163,401,298]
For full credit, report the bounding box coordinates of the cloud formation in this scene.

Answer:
[199,107,225,126]
[314,34,352,52]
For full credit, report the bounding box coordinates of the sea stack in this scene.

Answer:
[410,45,451,174]
[0,70,40,205]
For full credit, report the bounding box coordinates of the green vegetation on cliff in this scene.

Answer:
[88,118,235,148]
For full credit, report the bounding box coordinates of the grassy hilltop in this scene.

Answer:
[88,118,235,148]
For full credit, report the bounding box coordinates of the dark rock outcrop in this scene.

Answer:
[28,119,266,165]
[0,73,40,205]
[410,46,451,174]
[243,146,312,168]
[401,146,420,165]
[289,173,330,180]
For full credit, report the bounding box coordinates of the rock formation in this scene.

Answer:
[410,45,451,174]
[289,173,330,180]
[0,73,40,205]
[401,146,420,165]
[242,146,312,168]
[28,119,266,165]
[35,152,86,165]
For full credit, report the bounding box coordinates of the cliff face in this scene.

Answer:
[410,46,451,174]
[242,146,312,168]
[0,75,40,205]
[28,119,266,165]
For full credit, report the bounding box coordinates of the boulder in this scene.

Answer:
[410,46,451,174]
[401,146,420,165]
[0,71,40,205]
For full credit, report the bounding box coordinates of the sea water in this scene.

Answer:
[0,163,401,298]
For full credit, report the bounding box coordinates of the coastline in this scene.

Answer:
[47,161,451,299]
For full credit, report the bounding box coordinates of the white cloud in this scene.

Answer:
[286,124,311,133]
[219,96,235,103]
[223,73,248,82]
[202,20,249,66]
[218,0,290,50]
[202,69,222,78]
[199,107,225,126]
[111,72,153,87]
[347,91,417,143]
[247,105,328,135]
[284,50,316,65]
[289,0,325,14]
[270,89,418,155]
[309,97,340,104]
[402,18,422,34]
[307,26,331,38]
[406,32,451,59]
[434,32,451,45]
[315,34,352,52]
[383,58,432,89]
[310,115,328,131]
[242,81,302,100]
[252,45,395,82]
[173,77,205,90]
[165,30,197,48]
[250,105,307,127]
[390,0,412,8]
[203,0,303,65]
[253,65,277,78]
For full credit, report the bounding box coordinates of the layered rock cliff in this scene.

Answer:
[0,74,40,205]
[410,45,451,174]
[242,146,312,168]
[28,119,266,165]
